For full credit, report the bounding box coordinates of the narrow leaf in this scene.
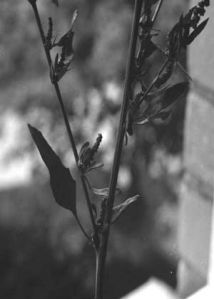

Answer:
[186,18,209,45]
[79,141,90,158]
[134,118,149,126]
[92,187,121,198]
[111,195,139,223]
[28,124,76,214]
[86,162,104,173]
[70,9,78,30]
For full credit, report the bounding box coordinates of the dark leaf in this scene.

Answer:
[155,60,175,88]
[151,110,171,121]
[186,18,209,45]
[57,10,78,51]
[161,82,189,109]
[79,141,90,158]
[111,195,139,223]
[144,41,158,58]
[28,124,76,214]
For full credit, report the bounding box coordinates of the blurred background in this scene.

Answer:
[0,0,188,298]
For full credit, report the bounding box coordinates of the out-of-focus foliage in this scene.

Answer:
[0,0,187,298]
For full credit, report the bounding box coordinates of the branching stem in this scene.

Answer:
[28,0,97,244]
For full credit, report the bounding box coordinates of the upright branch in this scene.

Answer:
[94,0,144,298]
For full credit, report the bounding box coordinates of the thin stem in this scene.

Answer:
[95,251,100,299]
[155,44,192,81]
[152,0,164,24]
[81,175,98,242]
[94,0,143,298]
[29,0,97,240]
[75,214,91,242]
[138,58,168,106]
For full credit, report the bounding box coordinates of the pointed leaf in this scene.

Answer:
[111,195,139,223]
[70,9,78,30]
[79,141,90,158]
[186,18,209,45]
[28,124,76,214]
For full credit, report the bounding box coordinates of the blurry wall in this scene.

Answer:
[177,0,214,297]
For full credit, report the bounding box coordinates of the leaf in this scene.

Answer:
[186,18,209,45]
[70,9,78,30]
[57,10,78,50]
[144,41,158,58]
[150,110,171,121]
[28,124,76,214]
[86,162,104,173]
[79,141,90,158]
[161,82,188,109]
[111,195,139,223]
[92,187,121,199]
[134,117,149,126]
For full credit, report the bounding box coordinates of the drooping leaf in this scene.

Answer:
[111,195,139,223]
[28,124,76,214]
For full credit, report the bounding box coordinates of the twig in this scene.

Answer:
[28,0,97,244]
[155,44,192,81]
[75,214,91,241]
[152,0,164,24]
[138,58,168,106]
[94,0,143,298]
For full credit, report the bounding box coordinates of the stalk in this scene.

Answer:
[94,0,143,298]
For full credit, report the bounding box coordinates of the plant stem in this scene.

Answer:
[138,58,168,106]
[29,0,97,243]
[94,0,143,298]
[75,214,91,241]
[152,0,164,24]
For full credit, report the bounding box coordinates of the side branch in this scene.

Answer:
[28,0,97,241]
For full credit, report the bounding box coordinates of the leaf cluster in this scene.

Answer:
[126,0,209,137]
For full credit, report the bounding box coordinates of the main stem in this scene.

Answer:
[95,0,143,298]
[29,0,97,241]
